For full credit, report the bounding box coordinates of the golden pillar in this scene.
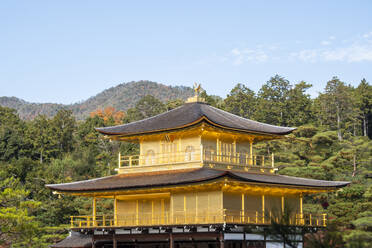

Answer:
[114,195,117,226]
[92,197,97,226]
[249,140,253,165]
[300,193,303,225]
[262,195,265,223]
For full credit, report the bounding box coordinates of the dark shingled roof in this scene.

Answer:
[46,168,350,193]
[50,232,91,248]
[96,102,295,136]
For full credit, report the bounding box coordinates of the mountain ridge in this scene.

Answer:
[0,81,194,120]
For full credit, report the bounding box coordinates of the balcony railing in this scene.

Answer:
[70,210,326,228]
[118,149,275,169]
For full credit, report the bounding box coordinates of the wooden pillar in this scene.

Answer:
[113,233,117,248]
[169,233,174,248]
[281,196,285,214]
[92,237,96,248]
[192,238,197,248]
[243,232,247,248]
[219,232,224,248]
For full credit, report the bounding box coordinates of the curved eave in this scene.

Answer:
[46,172,350,195]
[96,116,296,138]
[45,172,229,194]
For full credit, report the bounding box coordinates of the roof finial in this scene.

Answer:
[193,82,201,96]
[186,82,205,103]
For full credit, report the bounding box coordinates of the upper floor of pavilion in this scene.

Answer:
[96,93,295,174]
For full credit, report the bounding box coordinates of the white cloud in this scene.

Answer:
[292,32,372,63]
[362,31,372,38]
[226,31,372,65]
[231,48,241,56]
[292,43,372,63]
[230,48,269,65]
[323,44,372,62]
[291,49,319,63]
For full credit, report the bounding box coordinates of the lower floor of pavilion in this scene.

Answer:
[52,225,307,248]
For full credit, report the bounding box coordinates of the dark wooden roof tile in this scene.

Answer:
[46,168,349,193]
[96,102,295,136]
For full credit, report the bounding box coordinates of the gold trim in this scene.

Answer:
[54,177,338,198]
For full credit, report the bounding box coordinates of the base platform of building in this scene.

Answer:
[52,224,309,248]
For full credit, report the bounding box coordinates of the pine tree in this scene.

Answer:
[224,83,257,119]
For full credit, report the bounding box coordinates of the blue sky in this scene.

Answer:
[1,1,372,104]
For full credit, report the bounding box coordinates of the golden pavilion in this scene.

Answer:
[47,91,349,248]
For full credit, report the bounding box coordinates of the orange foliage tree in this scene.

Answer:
[90,107,125,125]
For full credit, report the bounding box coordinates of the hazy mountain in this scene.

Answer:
[0,81,194,120]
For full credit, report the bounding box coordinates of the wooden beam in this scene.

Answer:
[219,232,224,248]
[113,233,117,248]
[169,233,174,248]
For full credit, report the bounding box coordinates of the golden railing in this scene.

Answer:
[118,149,275,168]
[70,210,326,228]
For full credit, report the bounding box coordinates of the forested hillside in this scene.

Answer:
[0,81,194,120]
[0,75,371,247]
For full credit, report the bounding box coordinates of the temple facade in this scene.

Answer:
[47,93,349,248]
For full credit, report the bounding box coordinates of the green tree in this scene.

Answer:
[125,95,166,122]
[224,83,257,119]
[0,106,28,161]
[166,99,184,111]
[25,115,57,163]
[354,79,372,138]
[264,204,305,248]
[199,89,224,108]
[51,109,76,155]
[305,223,344,248]
[315,77,354,141]
[256,75,291,125]
[286,81,314,126]
[0,174,40,246]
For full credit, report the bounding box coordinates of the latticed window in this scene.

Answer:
[145,149,155,165]
[239,148,249,165]
[221,142,233,162]
[204,146,216,161]
[184,146,195,161]
[161,142,177,162]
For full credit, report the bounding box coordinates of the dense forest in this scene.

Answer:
[0,76,371,247]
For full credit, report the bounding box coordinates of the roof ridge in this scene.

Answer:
[205,104,296,130]
[95,103,188,132]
